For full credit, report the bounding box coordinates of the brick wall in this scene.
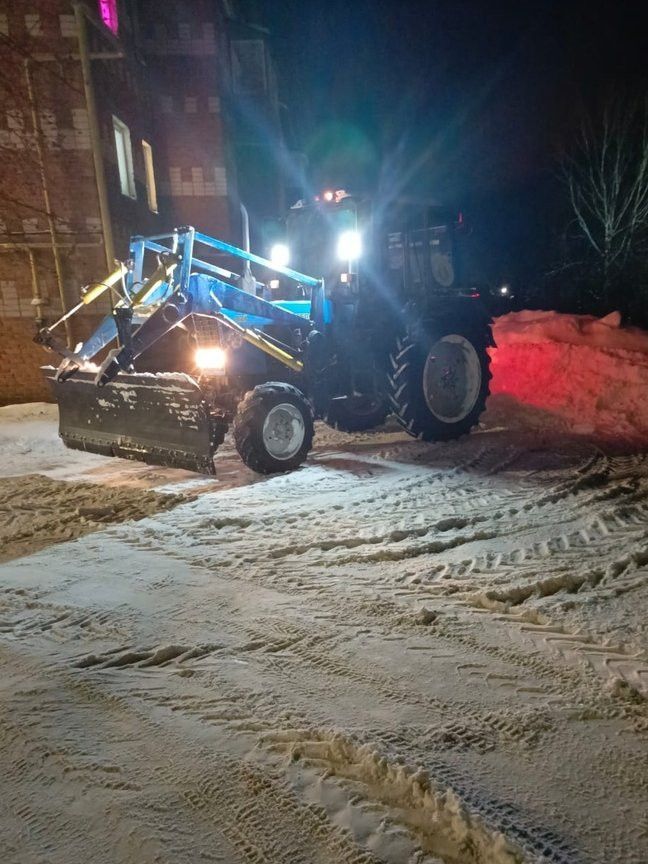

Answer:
[0,309,107,405]
[0,318,52,404]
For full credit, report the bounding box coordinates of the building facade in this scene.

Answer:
[0,0,287,403]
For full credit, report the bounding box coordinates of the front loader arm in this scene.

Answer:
[47,256,179,382]
[93,272,312,386]
[93,287,196,385]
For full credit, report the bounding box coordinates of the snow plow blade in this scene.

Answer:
[46,369,218,474]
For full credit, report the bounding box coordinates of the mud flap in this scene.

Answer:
[46,368,219,474]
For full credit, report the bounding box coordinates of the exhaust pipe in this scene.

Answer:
[240,203,255,294]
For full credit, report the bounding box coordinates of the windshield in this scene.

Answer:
[286,203,357,280]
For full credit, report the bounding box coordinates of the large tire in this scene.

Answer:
[388,325,491,441]
[324,395,390,432]
[233,382,314,474]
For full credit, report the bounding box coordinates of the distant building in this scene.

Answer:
[0,0,289,403]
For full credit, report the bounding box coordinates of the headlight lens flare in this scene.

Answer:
[337,230,361,261]
[270,243,290,268]
[195,346,227,370]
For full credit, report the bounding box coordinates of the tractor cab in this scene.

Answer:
[270,192,462,312]
[266,190,364,305]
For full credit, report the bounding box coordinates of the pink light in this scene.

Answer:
[98,0,118,34]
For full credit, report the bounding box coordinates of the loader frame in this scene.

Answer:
[40,226,323,385]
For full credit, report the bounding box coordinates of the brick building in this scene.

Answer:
[0,0,288,403]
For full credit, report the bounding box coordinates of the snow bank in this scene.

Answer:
[0,402,57,423]
[493,309,648,354]
[490,310,648,442]
[0,402,114,479]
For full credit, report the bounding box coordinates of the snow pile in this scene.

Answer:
[493,309,648,353]
[490,310,648,442]
[0,402,56,423]
[0,402,103,479]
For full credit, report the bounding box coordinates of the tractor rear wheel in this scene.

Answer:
[324,394,390,432]
[233,382,314,474]
[388,325,491,441]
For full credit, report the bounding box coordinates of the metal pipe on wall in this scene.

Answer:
[26,248,44,326]
[0,241,102,328]
[23,59,72,345]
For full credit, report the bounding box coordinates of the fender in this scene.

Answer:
[410,294,495,347]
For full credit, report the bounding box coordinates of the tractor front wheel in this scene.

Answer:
[388,326,491,441]
[233,382,314,474]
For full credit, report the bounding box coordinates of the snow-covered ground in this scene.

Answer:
[1,312,647,864]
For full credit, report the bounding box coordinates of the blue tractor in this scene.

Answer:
[39,192,492,474]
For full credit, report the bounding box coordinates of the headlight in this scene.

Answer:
[336,230,361,261]
[270,243,290,267]
[195,346,226,371]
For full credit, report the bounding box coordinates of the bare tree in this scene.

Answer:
[561,98,648,298]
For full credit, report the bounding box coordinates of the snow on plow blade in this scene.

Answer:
[46,369,218,474]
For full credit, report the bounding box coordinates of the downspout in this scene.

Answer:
[26,247,44,327]
[23,59,72,345]
[73,1,115,273]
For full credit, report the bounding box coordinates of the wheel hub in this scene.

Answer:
[422,335,482,423]
[262,403,305,460]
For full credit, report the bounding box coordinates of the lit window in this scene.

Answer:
[112,116,136,199]
[142,140,158,213]
[98,0,118,34]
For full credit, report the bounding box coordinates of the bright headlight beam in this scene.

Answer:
[270,243,290,268]
[336,230,361,261]
[195,346,226,370]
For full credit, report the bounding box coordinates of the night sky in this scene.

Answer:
[257,1,646,203]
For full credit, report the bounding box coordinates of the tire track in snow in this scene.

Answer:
[4,434,648,863]
[93,468,648,706]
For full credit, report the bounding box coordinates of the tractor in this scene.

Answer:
[38,191,492,474]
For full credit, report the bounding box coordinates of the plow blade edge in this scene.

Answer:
[46,369,218,474]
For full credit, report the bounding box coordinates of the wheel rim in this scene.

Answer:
[422,335,482,423]
[262,403,306,460]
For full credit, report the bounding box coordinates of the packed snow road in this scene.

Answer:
[0,401,647,864]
